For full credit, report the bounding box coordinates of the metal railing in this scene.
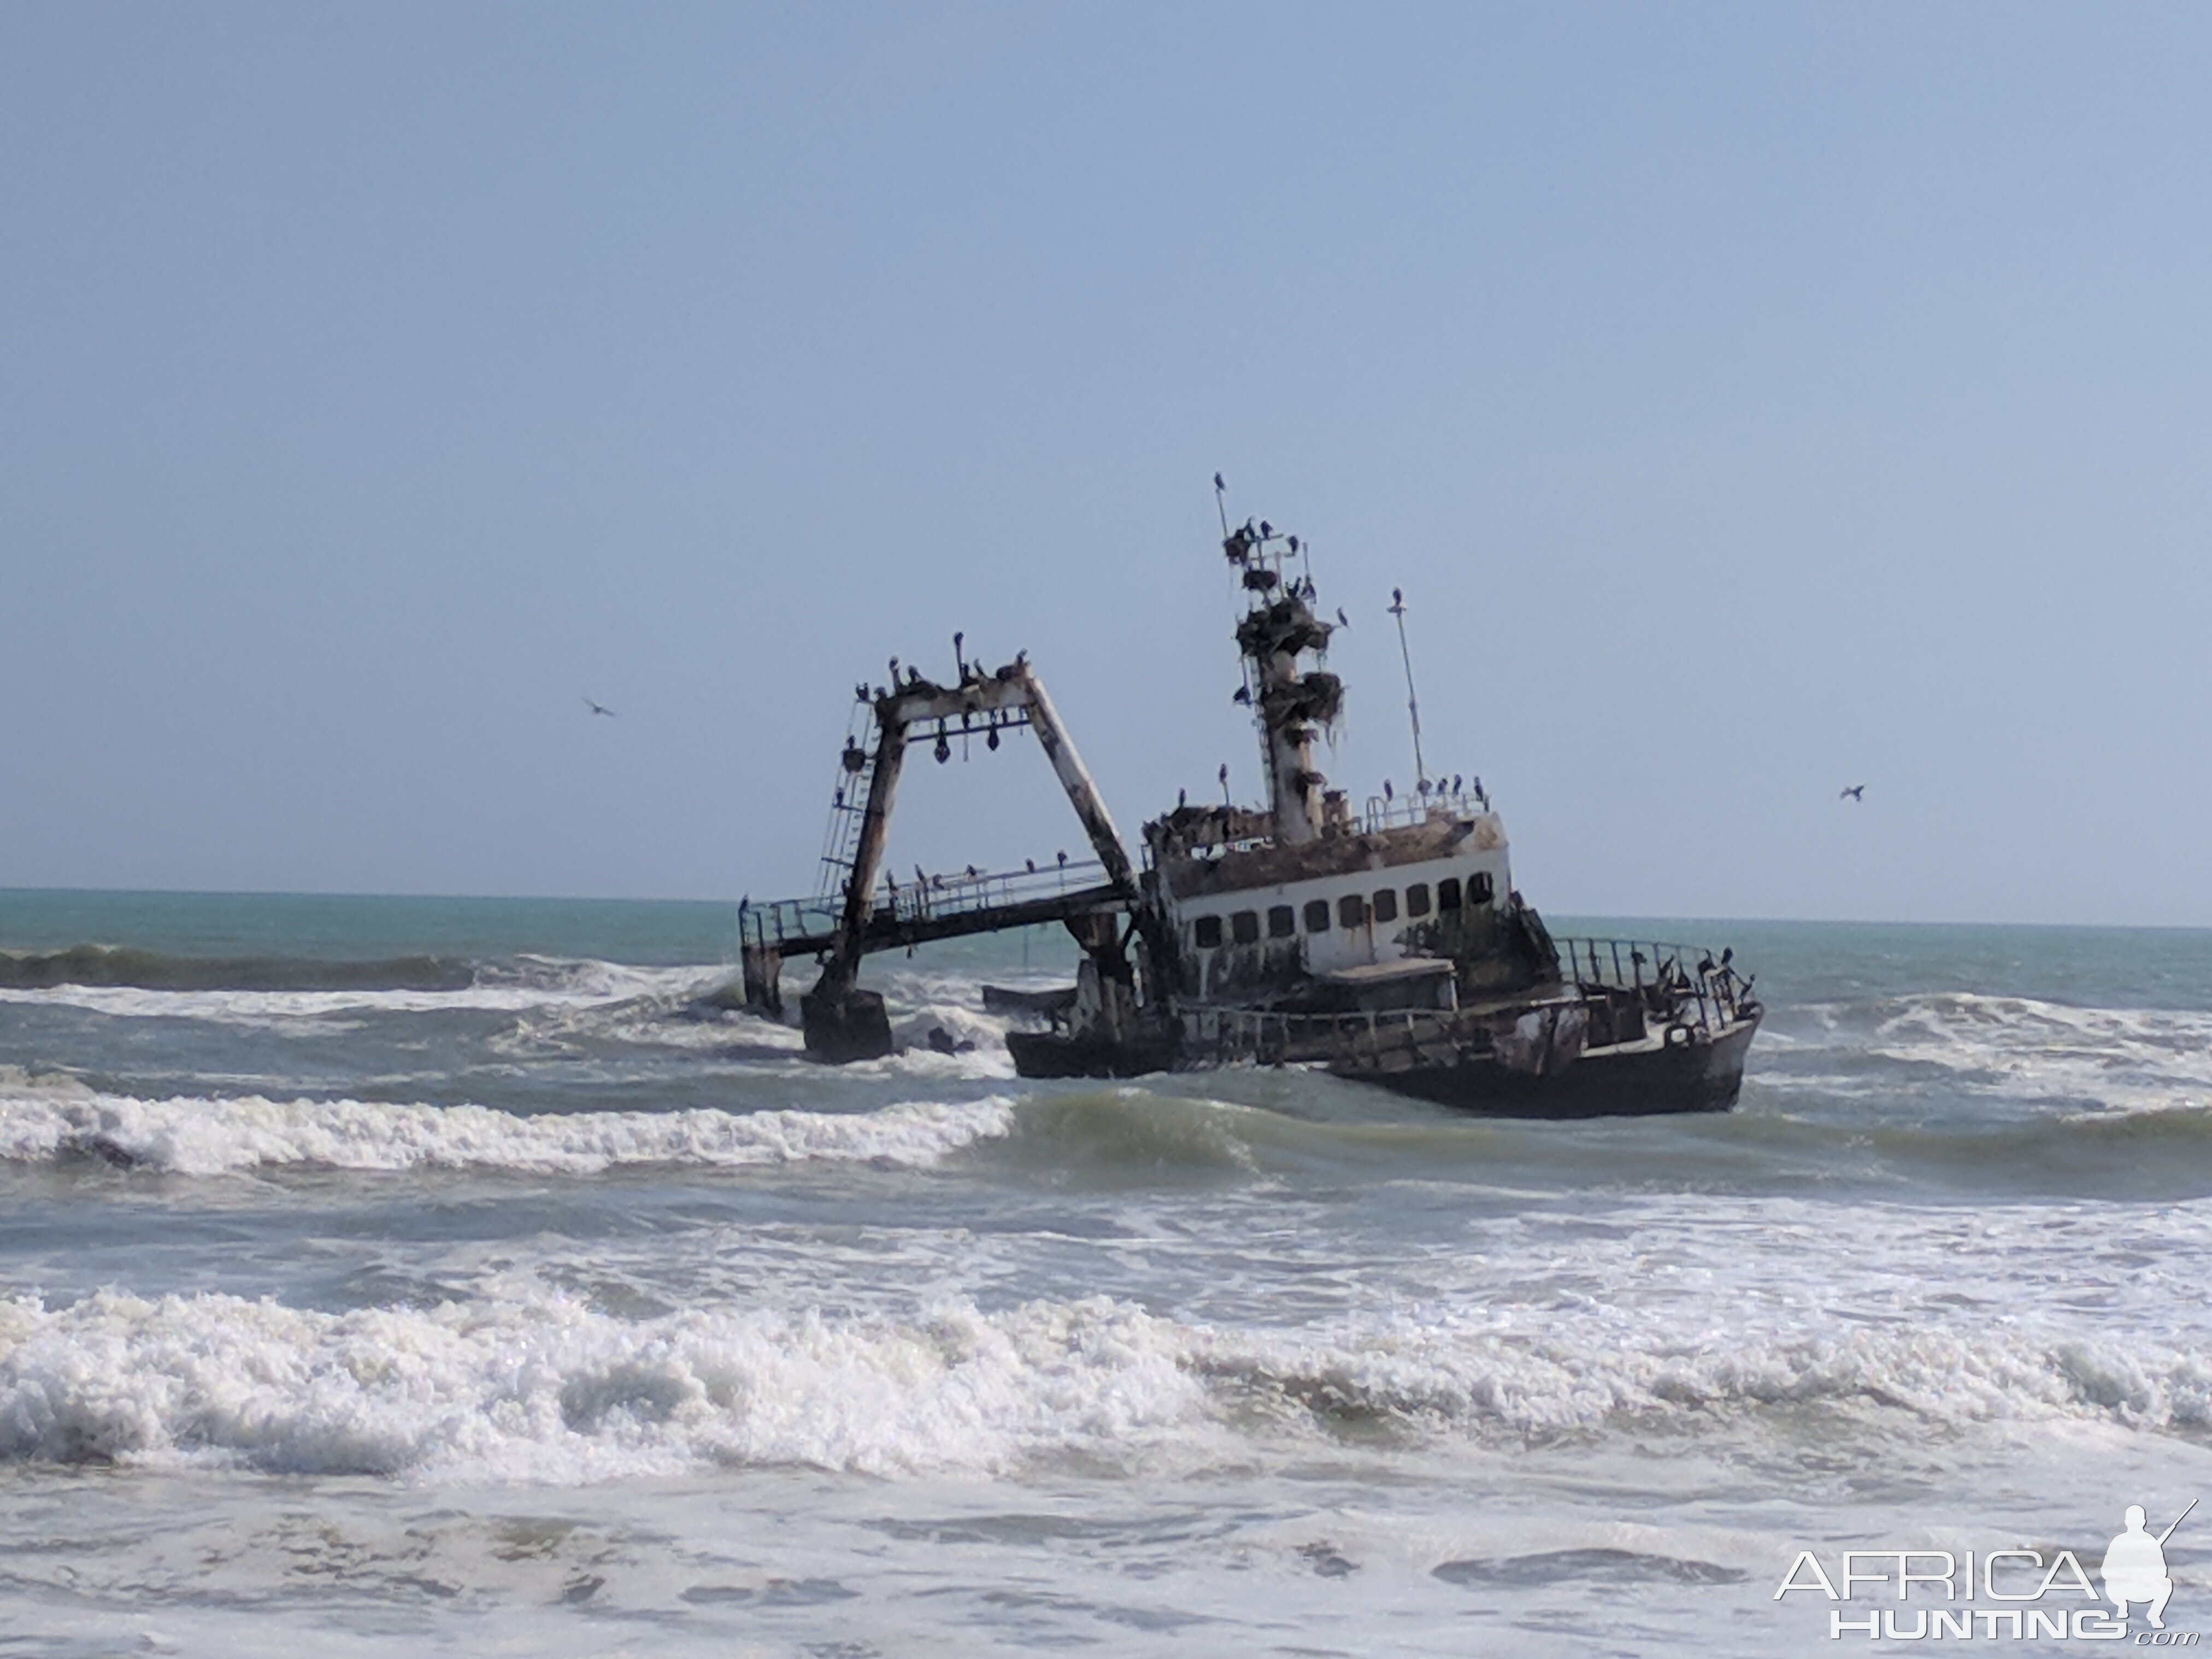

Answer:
[877,858,1110,927]
[1550,936,1757,1037]
[1360,789,1491,833]
[1177,1001,1469,1066]
[1172,934,1758,1067]
[742,857,1114,953]
[740,893,845,953]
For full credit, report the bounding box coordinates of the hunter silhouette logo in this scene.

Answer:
[2106,1501,2193,1629]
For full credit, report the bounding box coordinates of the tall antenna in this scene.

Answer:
[1387,586,1427,791]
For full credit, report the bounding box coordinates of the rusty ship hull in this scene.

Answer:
[1360,1019,1758,1117]
[1004,1019,1757,1116]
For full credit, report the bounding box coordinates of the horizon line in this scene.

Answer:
[3,885,2210,934]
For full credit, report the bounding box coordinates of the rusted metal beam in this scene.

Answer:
[1015,664,1138,900]
[873,677,1029,727]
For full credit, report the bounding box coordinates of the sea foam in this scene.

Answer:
[0,1089,1015,1176]
[3,1284,2209,1484]
[0,1289,1210,1480]
[0,957,724,1025]
[1766,991,2212,1114]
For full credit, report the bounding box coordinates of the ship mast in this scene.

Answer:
[1220,511,1342,845]
[1388,586,1428,791]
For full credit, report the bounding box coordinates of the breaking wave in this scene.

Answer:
[1763,992,2212,1114]
[0,955,726,1023]
[0,1085,1015,1176]
[3,1285,2210,1481]
[1191,1318,2212,1440]
[17,1073,2212,1201]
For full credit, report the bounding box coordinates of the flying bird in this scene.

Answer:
[583,696,617,718]
[1840,785,1866,802]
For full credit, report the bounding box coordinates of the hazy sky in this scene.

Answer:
[4,4,2209,924]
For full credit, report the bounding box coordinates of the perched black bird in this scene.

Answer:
[1336,608,1350,630]
[1840,785,1866,802]
[1025,858,1036,873]
[1232,685,1252,705]
[1260,520,1273,539]
[1383,779,1393,802]
[1214,472,1225,492]
[1451,774,1463,793]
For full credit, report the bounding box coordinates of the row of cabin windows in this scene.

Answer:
[1189,872,1495,949]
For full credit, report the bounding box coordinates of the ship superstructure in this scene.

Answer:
[1139,515,1548,1014]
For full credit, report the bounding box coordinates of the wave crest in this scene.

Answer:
[0,1090,1014,1176]
[3,1287,2210,1481]
[0,1290,1205,1479]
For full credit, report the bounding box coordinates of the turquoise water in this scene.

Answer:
[3,889,2211,1655]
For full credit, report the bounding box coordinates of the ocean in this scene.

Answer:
[3,889,2210,1655]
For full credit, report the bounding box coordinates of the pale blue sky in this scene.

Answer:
[4,4,2208,923]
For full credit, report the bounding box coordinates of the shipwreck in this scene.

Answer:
[737,495,1761,1117]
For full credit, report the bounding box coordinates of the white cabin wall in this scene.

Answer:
[1169,842,1514,987]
